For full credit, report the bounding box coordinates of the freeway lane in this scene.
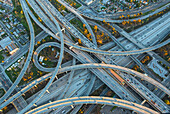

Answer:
[0,0,35,105]
[81,0,170,19]
[0,68,89,110]
[66,9,170,68]
[58,58,76,99]
[87,20,157,79]
[69,74,96,114]
[18,0,64,113]
[0,0,168,112]
[14,0,169,113]
[55,63,170,96]
[1,62,169,111]
[84,87,110,114]
[79,2,170,23]
[104,0,170,18]
[109,21,170,68]
[23,0,169,56]
[30,0,140,101]
[64,39,170,55]
[85,20,170,112]
[57,0,97,46]
[26,96,159,114]
[29,0,170,112]
[2,31,48,69]
[0,65,28,111]
[30,13,170,112]
[33,42,83,72]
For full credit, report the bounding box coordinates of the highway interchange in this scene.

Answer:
[0,0,170,114]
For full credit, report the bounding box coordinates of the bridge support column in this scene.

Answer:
[46,90,50,93]
[33,104,37,107]
[132,100,146,114]
[71,105,74,108]
[141,100,146,105]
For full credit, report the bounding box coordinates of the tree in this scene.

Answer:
[23,77,27,81]
[122,21,126,25]
[39,71,42,76]
[15,11,17,14]
[101,32,104,37]
[146,56,150,60]
[94,25,97,30]
[28,76,31,79]
[37,41,41,44]
[97,39,102,44]
[112,27,115,31]
[165,100,170,105]
[42,39,46,42]
[164,52,168,56]
[86,34,91,38]
[138,19,141,23]
[84,29,88,34]
[3,106,8,110]
[97,35,100,39]
[44,58,47,61]
[30,72,33,76]
[78,39,81,44]
[83,24,85,28]
[133,20,137,25]
[168,57,170,61]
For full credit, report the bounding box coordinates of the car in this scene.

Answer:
[62,110,66,113]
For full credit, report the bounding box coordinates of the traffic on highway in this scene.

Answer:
[0,0,169,114]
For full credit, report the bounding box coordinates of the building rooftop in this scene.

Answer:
[0,36,11,49]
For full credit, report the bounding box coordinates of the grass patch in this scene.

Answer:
[64,0,81,8]
[0,89,5,98]
[0,51,4,63]
[12,0,29,32]
[12,0,42,35]
[5,67,21,83]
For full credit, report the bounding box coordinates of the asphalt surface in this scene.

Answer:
[1,0,169,113]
